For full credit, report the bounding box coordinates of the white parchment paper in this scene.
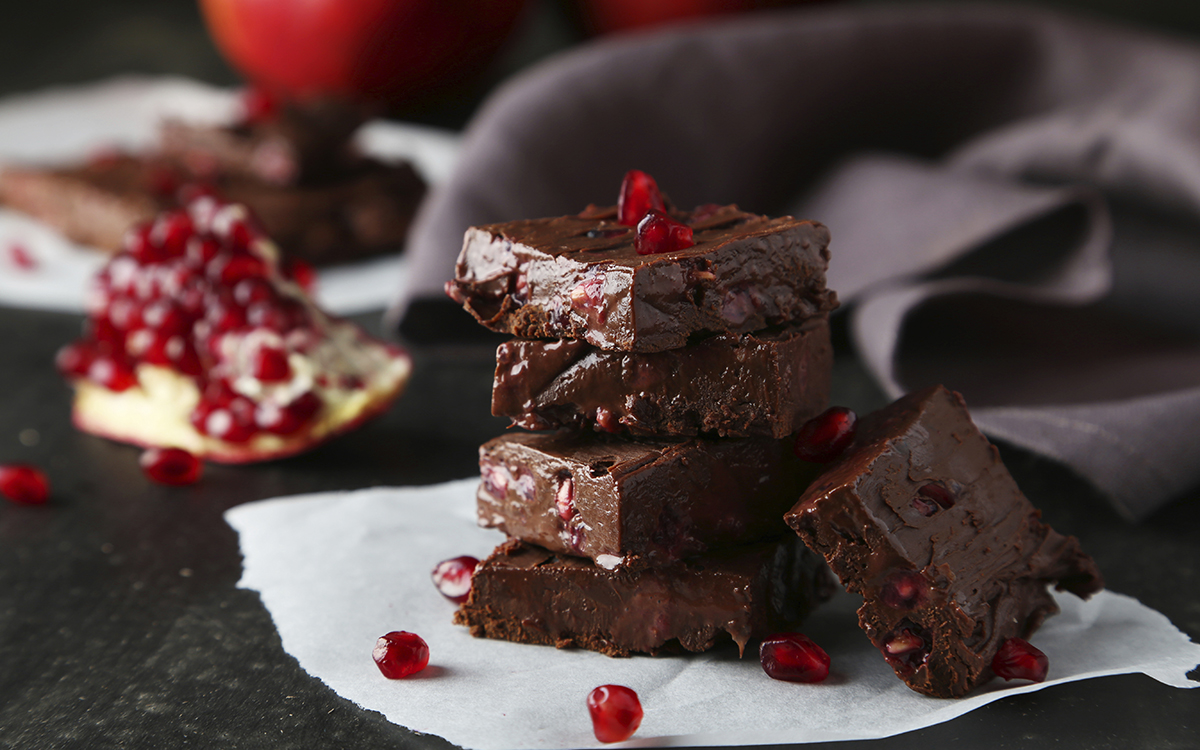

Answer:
[0,77,460,314]
[225,480,1200,750]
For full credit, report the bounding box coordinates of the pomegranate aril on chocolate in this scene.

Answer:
[58,196,412,463]
[793,406,857,463]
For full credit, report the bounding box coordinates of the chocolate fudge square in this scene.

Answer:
[445,204,836,352]
[478,430,818,570]
[784,385,1103,698]
[454,536,835,657]
[492,317,832,438]
[0,154,172,253]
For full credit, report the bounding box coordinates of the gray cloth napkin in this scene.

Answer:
[393,3,1200,521]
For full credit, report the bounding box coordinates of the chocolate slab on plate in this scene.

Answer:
[455,536,835,657]
[478,430,818,570]
[445,204,836,352]
[492,316,832,438]
[0,154,172,253]
[784,385,1103,698]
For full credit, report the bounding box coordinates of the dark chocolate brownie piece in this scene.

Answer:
[784,385,1103,698]
[0,154,172,252]
[454,536,835,657]
[492,317,832,438]
[0,150,424,266]
[478,430,818,570]
[445,204,836,352]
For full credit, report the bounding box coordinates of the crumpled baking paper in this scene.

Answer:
[0,77,459,314]
[225,480,1200,750]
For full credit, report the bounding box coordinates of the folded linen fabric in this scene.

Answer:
[392,4,1200,520]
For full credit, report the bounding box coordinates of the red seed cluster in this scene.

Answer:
[57,197,327,445]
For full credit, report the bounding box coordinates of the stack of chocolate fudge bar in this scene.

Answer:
[445,174,839,656]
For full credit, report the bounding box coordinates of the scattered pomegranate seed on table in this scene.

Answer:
[759,633,831,683]
[635,209,694,255]
[139,447,203,486]
[991,637,1049,683]
[430,556,479,604]
[617,169,666,226]
[8,243,37,270]
[373,631,430,679]
[0,464,50,505]
[793,406,858,463]
[586,684,643,743]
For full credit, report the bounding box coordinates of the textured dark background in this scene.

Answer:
[1,2,1198,749]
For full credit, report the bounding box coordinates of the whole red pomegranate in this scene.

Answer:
[577,0,827,35]
[200,0,528,106]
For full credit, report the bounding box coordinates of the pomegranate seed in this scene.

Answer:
[88,354,139,391]
[793,406,857,463]
[635,209,694,255]
[916,482,956,510]
[880,570,928,610]
[0,464,50,505]
[239,85,278,125]
[186,236,221,267]
[617,170,665,226]
[152,211,194,257]
[255,391,322,435]
[252,345,291,382]
[213,252,268,286]
[881,621,932,675]
[56,341,95,377]
[123,223,162,263]
[555,474,575,521]
[372,631,429,679]
[992,638,1048,683]
[480,460,508,499]
[233,277,276,307]
[430,555,479,603]
[139,447,203,485]
[8,243,37,270]
[586,684,643,743]
[284,258,318,293]
[759,632,831,683]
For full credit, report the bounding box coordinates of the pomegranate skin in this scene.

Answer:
[200,0,529,106]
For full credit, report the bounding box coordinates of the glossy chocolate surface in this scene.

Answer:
[785,385,1103,698]
[454,536,834,657]
[446,204,836,352]
[492,317,832,438]
[0,149,425,265]
[477,430,818,570]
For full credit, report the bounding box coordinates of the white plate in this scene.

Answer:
[0,76,460,315]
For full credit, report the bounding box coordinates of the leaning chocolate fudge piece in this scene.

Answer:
[445,204,836,352]
[784,385,1103,698]
[160,97,366,185]
[492,317,832,438]
[455,536,834,657]
[478,430,818,570]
